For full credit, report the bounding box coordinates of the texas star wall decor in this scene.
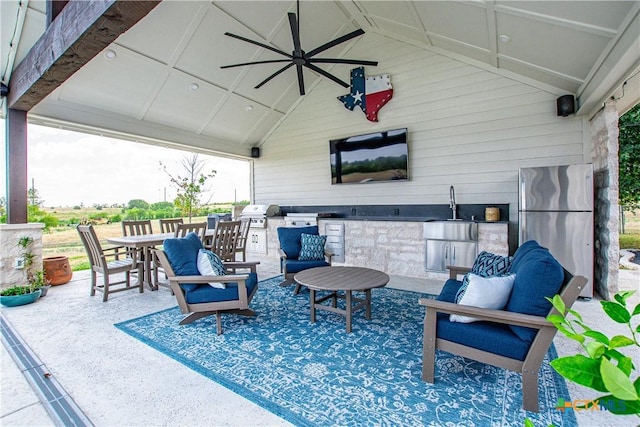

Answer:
[338,67,393,122]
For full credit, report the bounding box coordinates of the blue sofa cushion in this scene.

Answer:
[284,259,330,274]
[507,241,565,343]
[437,279,463,303]
[299,233,327,261]
[184,273,258,304]
[436,316,531,361]
[278,226,319,259]
[163,232,204,292]
[509,240,544,272]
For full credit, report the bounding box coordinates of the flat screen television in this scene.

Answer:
[330,128,408,184]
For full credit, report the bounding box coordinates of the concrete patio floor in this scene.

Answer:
[1,253,638,426]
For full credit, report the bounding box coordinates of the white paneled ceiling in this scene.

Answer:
[1,1,638,158]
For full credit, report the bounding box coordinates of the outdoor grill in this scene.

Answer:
[240,204,280,228]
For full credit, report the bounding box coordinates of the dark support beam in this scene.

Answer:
[46,1,70,26]
[7,0,161,111]
[6,109,28,224]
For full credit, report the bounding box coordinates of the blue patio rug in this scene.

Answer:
[115,275,577,427]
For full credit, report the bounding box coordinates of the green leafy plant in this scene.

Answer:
[546,291,640,415]
[0,285,34,296]
[16,235,49,293]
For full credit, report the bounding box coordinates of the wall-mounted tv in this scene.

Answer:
[330,128,408,184]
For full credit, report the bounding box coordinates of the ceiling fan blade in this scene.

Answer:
[308,58,378,66]
[305,29,365,58]
[255,63,294,89]
[296,64,305,95]
[221,59,292,69]
[224,32,292,58]
[288,13,302,54]
[304,63,349,88]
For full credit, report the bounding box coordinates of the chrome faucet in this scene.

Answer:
[449,185,457,220]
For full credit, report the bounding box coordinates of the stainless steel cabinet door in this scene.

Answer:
[450,241,478,269]
[425,240,448,272]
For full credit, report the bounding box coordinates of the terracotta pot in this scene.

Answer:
[43,256,73,285]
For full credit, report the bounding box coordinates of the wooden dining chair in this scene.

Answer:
[122,220,153,236]
[121,220,154,277]
[234,218,251,262]
[159,218,184,233]
[77,225,143,301]
[210,220,242,262]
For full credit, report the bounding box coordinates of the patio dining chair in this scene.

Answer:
[77,225,143,302]
[210,220,242,262]
[159,218,184,233]
[234,218,251,262]
[121,219,154,278]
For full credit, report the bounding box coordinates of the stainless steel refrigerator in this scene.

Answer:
[518,164,594,298]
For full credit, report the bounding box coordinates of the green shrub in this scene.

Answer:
[109,214,122,223]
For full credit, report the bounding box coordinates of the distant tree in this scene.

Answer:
[27,185,43,208]
[619,103,640,209]
[161,154,216,221]
[150,201,174,211]
[127,199,150,210]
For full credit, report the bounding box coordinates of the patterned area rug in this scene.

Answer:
[115,275,577,427]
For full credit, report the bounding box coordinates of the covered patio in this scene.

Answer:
[2,1,640,425]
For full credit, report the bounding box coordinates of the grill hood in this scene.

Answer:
[240,204,280,217]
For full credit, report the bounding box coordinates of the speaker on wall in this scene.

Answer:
[251,147,260,158]
[556,95,575,117]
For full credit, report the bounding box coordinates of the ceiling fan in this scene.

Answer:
[220,0,378,95]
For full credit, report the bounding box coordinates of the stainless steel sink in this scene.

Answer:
[423,220,478,240]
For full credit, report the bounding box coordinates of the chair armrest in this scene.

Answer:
[224,261,259,273]
[447,265,472,280]
[278,248,287,259]
[324,249,334,264]
[102,245,140,261]
[418,298,551,329]
[167,274,249,284]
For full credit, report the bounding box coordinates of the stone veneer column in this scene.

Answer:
[0,223,45,289]
[590,100,619,300]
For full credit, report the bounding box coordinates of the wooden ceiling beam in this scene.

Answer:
[7,0,161,111]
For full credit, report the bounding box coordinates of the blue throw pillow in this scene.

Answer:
[299,234,327,261]
[455,251,512,303]
[277,226,319,259]
[163,232,204,292]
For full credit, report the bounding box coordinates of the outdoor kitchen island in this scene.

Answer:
[256,205,510,282]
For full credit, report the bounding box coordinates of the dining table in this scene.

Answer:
[106,230,214,290]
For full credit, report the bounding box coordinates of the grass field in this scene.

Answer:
[41,208,640,271]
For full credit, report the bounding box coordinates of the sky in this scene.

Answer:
[1,120,251,207]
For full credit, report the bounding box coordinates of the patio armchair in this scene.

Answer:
[77,225,143,302]
[419,240,587,412]
[153,232,259,334]
[277,225,333,294]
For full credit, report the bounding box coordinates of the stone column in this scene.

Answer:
[0,223,45,289]
[590,100,619,300]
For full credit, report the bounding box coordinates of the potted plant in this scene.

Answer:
[0,236,50,307]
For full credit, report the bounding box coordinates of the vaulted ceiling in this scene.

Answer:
[1,1,638,158]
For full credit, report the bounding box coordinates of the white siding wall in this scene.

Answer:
[253,33,587,216]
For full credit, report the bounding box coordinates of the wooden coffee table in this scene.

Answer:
[294,266,390,333]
